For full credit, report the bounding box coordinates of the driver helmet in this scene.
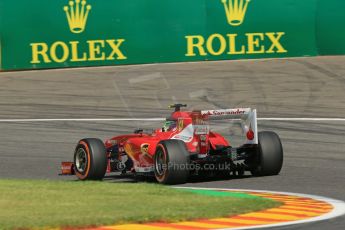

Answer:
[162,120,176,132]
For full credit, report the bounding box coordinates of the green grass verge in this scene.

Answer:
[0,179,281,230]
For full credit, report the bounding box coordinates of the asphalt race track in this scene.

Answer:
[0,56,344,229]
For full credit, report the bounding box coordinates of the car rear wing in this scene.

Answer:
[197,108,258,145]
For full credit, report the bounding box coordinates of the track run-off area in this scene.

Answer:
[89,188,345,230]
[0,56,344,229]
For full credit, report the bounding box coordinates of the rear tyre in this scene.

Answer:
[74,138,107,180]
[154,140,190,185]
[251,131,283,176]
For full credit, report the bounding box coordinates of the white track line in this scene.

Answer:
[0,118,165,122]
[258,118,345,121]
[175,187,345,230]
[0,118,344,122]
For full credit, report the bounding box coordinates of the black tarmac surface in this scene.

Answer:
[0,56,344,229]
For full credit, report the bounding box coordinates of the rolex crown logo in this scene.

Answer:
[64,0,91,34]
[221,0,250,26]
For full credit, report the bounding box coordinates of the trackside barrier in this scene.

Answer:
[0,0,344,70]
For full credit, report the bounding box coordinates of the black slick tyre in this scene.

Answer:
[74,138,107,180]
[251,131,283,176]
[154,140,190,185]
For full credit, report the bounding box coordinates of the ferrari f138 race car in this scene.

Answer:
[61,104,283,184]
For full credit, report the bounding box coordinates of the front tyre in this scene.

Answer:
[74,138,107,180]
[154,140,190,185]
[251,131,283,176]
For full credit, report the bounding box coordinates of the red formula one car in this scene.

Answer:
[61,104,283,184]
